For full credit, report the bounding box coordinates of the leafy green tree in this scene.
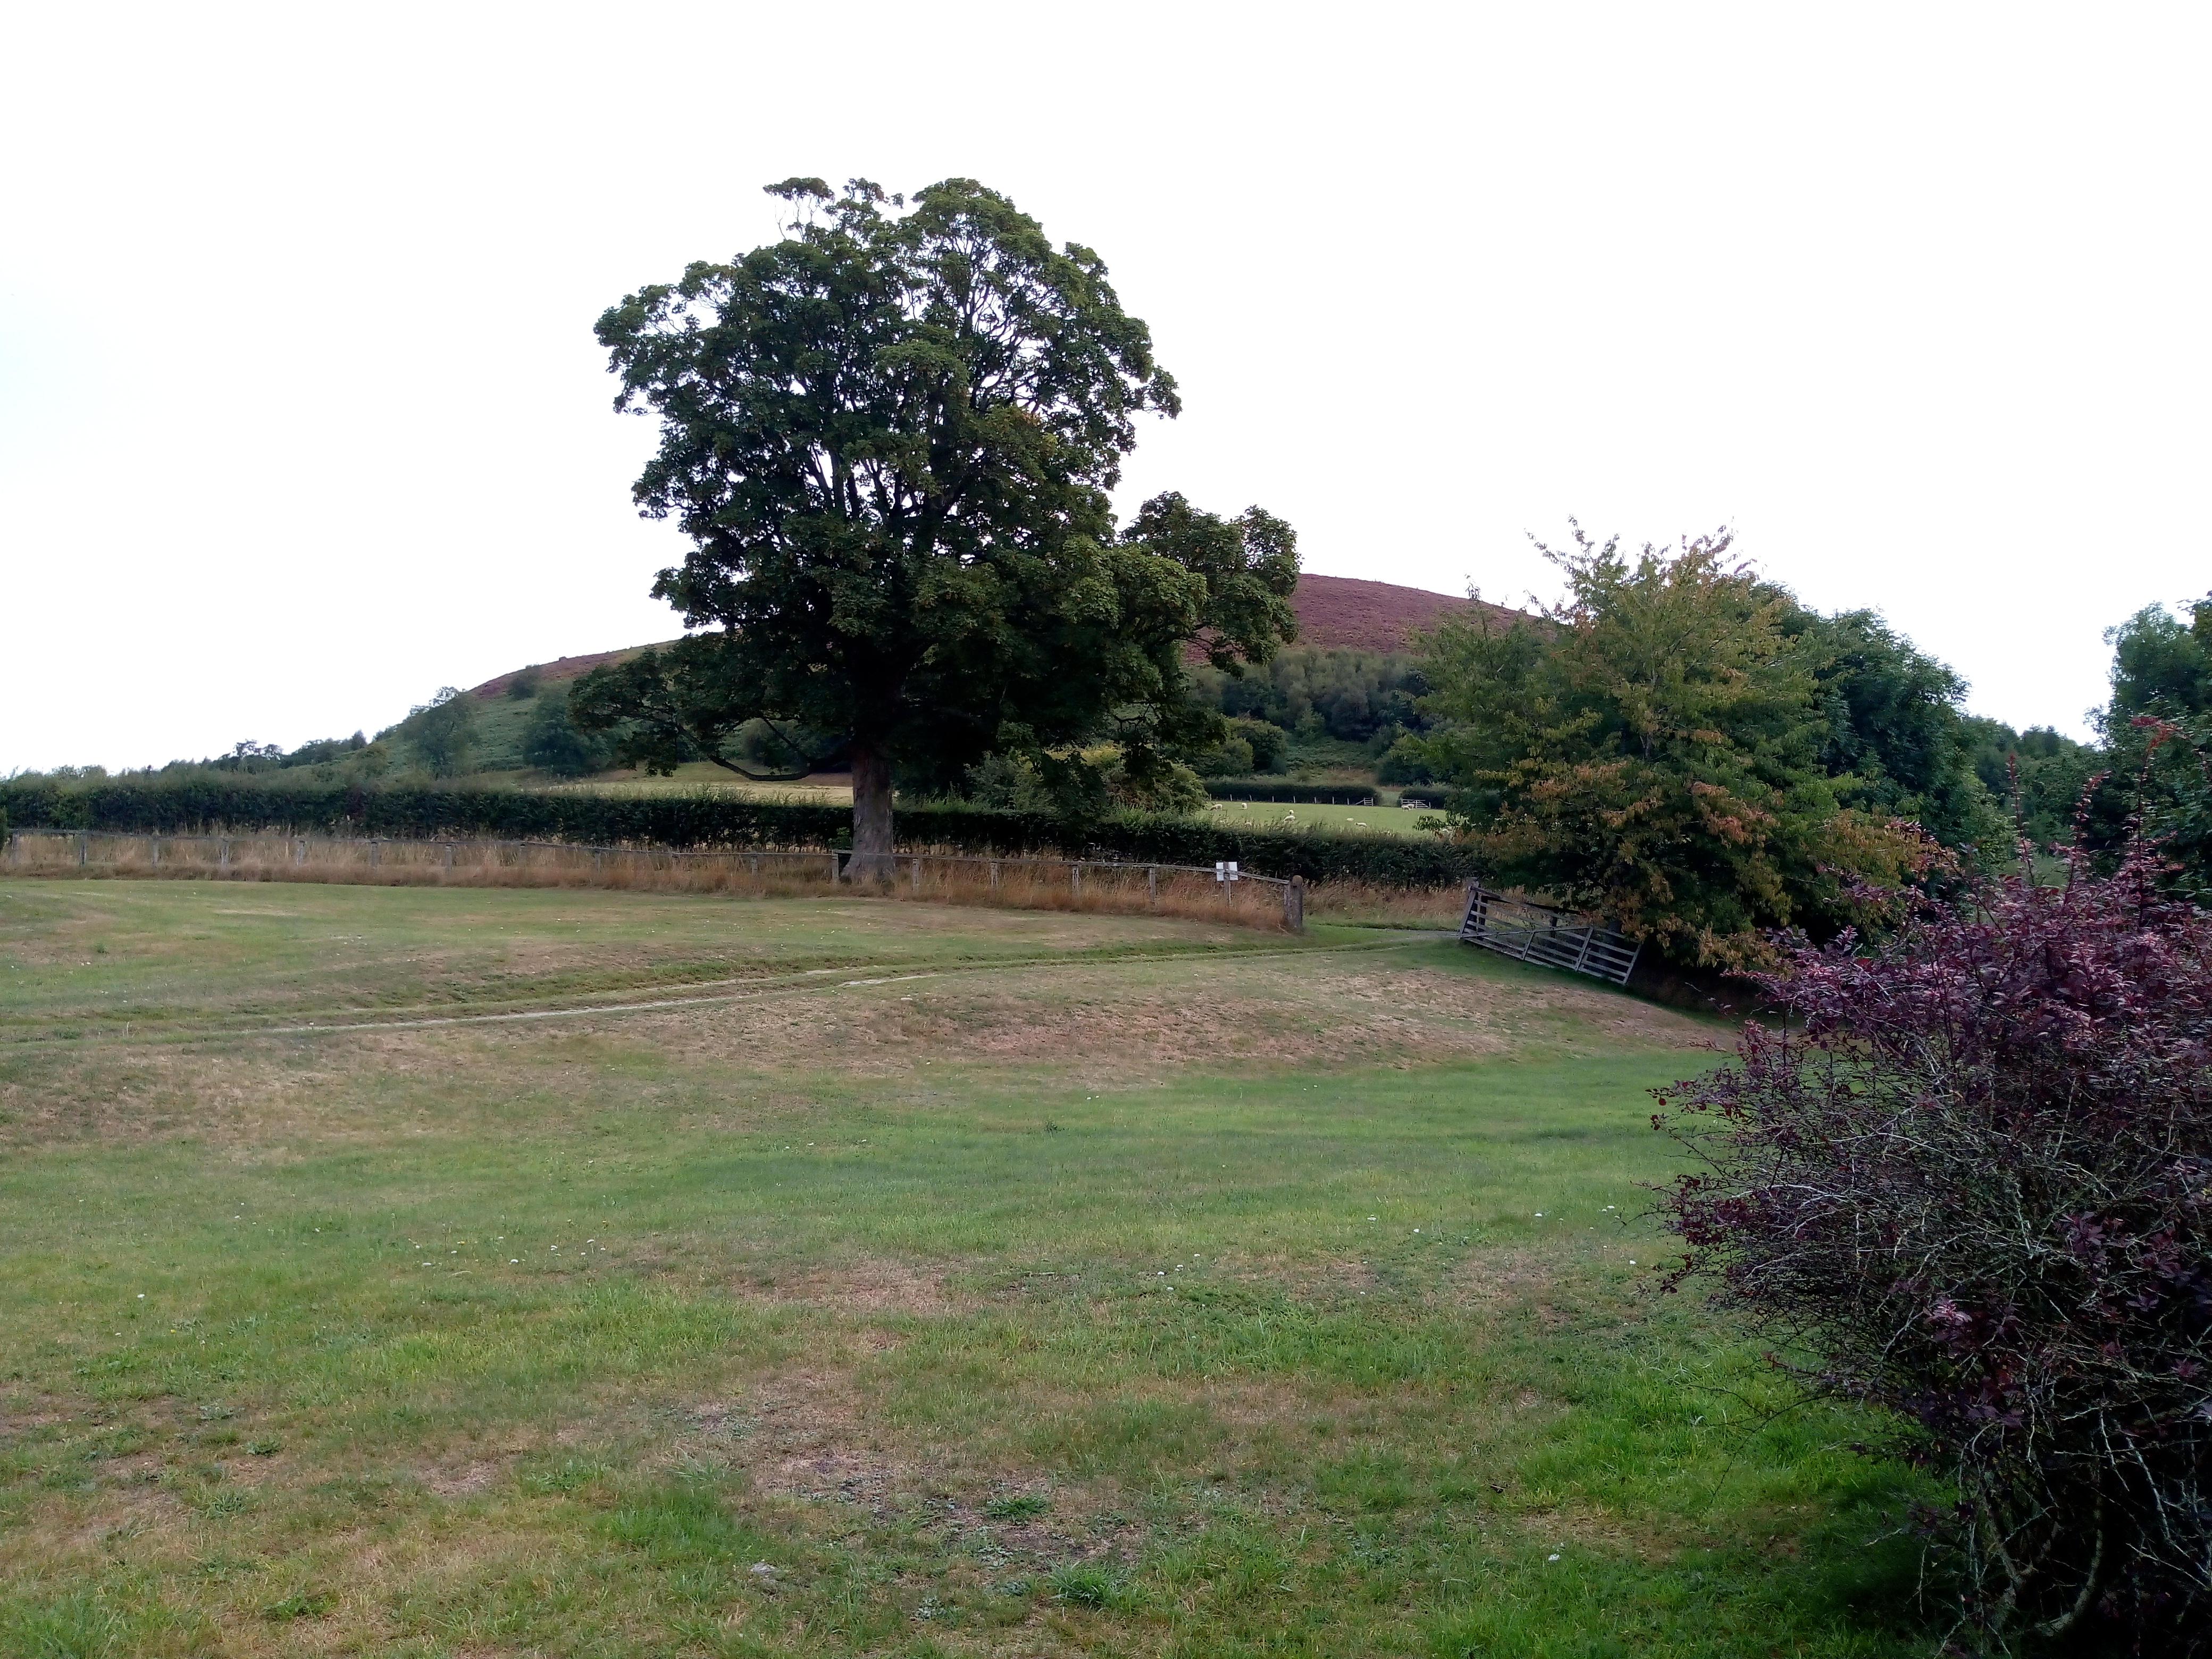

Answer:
[573,177,1295,877]
[1192,731,1254,778]
[1235,717,1287,773]
[2088,597,2212,893]
[1788,608,2005,854]
[522,698,607,778]
[1184,716,1289,779]
[1960,717,2099,848]
[399,688,476,778]
[2107,598,2212,723]
[1412,525,1933,968]
[1189,647,1430,744]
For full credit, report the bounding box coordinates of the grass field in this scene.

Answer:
[541,765,856,804]
[0,881,1934,1656]
[1201,800,1437,837]
[533,767,1442,839]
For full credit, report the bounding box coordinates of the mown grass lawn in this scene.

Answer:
[0,879,1935,1656]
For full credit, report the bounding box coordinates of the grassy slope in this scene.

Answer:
[0,882,1933,1657]
[453,689,545,773]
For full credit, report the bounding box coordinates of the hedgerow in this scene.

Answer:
[0,778,1480,888]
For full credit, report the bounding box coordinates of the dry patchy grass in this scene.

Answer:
[0,882,1929,1658]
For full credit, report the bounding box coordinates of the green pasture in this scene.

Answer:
[0,878,1934,1656]
[532,773,1441,841]
[1202,798,1437,837]
[542,764,854,803]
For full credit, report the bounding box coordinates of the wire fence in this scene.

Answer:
[2,829,1306,931]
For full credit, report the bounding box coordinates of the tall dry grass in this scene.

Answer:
[1,832,1298,932]
[1302,877,1471,930]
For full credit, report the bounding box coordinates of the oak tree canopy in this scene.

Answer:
[573,177,1296,876]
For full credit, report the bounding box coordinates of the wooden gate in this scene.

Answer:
[1457,882,1640,986]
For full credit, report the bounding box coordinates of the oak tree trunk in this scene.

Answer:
[848,740,894,885]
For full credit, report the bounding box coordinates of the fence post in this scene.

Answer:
[149,836,161,868]
[1285,874,1305,933]
[77,832,88,868]
[369,840,380,868]
[1146,865,1158,904]
[911,855,923,893]
[219,837,231,871]
[445,843,456,869]
[1070,861,1083,900]
[988,859,999,891]
[830,850,841,882]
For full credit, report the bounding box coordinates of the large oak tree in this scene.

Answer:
[574,177,1296,876]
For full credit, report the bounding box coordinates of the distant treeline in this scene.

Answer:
[0,778,1481,888]
[1185,647,1433,776]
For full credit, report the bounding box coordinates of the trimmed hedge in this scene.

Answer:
[0,778,1482,889]
[1395,785,1449,807]
[1204,780,1380,805]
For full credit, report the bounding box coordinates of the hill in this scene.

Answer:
[1278,572,1512,652]
[466,574,1511,702]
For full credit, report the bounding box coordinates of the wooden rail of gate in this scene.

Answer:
[1457,881,1639,985]
[2,829,1305,931]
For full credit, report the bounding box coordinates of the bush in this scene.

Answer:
[1239,718,1287,773]
[1656,843,2212,1651]
[1188,719,1288,778]
[0,777,1478,887]
[1192,735,1255,778]
[1375,733,1435,784]
[1204,781,1379,805]
[1394,785,1448,807]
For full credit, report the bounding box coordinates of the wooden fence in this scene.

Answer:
[2,829,1305,931]
[1457,881,1638,985]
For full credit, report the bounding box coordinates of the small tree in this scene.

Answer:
[1413,524,1930,966]
[401,688,476,778]
[575,178,1294,877]
[1656,839,2212,1651]
[521,698,606,778]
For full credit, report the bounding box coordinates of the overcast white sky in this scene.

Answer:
[4,2,2206,772]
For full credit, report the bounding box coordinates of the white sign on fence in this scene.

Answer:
[1214,860,1239,883]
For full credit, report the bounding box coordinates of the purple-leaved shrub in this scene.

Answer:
[1656,836,2212,1652]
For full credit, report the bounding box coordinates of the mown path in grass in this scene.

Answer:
[0,882,1936,1657]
